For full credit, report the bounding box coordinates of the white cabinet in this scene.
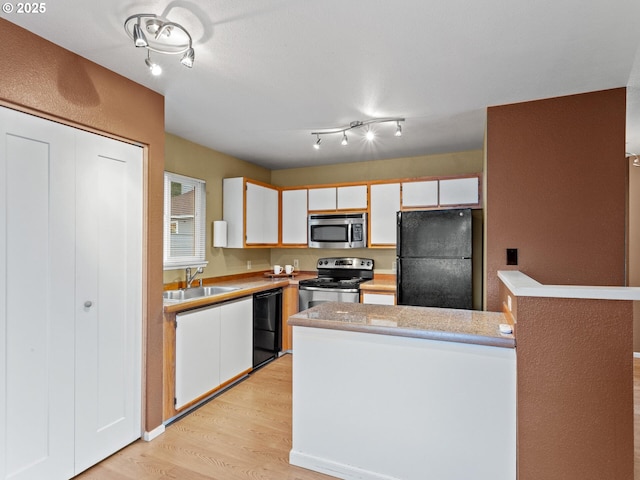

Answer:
[175,297,253,411]
[308,185,368,211]
[402,180,438,208]
[223,178,279,247]
[220,298,253,382]
[370,183,400,245]
[337,185,368,209]
[439,177,479,206]
[361,293,396,305]
[308,187,336,211]
[175,306,221,410]
[0,106,142,480]
[282,189,308,245]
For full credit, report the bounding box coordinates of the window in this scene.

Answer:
[163,172,207,269]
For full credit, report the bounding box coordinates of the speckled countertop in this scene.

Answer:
[163,273,316,314]
[288,301,515,348]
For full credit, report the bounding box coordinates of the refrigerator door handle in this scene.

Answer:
[396,259,402,304]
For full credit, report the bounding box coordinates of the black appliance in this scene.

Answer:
[253,288,282,368]
[396,209,472,309]
[298,257,374,310]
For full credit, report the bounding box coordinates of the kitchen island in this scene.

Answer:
[288,302,516,480]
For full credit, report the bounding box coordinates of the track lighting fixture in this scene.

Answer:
[311,117,405,149]
[124,13,195,74]
[627,152,640,167]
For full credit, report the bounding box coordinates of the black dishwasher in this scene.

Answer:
[253,288,282,368]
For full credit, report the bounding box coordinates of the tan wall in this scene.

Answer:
[163,133,272,283]
[271,150,484,186]
[485,88,627,311]
[270,150,483,272]
[0,19,165,431]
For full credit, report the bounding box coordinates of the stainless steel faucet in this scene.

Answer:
[186,266,203,288]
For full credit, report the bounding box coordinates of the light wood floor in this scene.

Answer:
[76,354,640,480]
[75,354,332,480]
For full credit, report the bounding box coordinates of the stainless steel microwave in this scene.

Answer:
[308,213,367,248]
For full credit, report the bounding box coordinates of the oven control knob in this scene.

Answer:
[367,261,372,266]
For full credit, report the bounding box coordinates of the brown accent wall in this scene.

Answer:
[0,19,166,432]
[512,294,633,480]
[485,89,627,311]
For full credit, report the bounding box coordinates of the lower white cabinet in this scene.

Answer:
[175,297,253,410]
[362,293,396,305]
[0,106,142,480]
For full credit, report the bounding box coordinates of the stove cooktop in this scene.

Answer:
[298,277,365,289]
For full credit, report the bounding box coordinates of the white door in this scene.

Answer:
[74,132,143,473]
[0,107,76,480]
[0,107,143,480]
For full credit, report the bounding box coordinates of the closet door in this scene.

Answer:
[74,131,143,473]
[0,107,76,479]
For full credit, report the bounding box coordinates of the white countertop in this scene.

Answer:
[498,270,640,300]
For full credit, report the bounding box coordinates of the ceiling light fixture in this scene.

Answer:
[311,117,404,149]
[627,152,640,167]
[124,13,195,73]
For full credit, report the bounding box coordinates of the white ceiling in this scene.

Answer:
[6,0,640,169]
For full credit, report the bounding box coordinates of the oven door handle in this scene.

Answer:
[299,286,359,293]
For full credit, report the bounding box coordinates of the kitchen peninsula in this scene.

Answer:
[288,302,516,480]
[289,272,640,480]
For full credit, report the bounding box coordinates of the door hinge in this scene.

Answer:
[174,397,177,406]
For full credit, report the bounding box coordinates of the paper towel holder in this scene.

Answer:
[213,220,228,247]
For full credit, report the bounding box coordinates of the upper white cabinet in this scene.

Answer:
[337,185,368,210]
[223,178,279,247]
[308,187,336,211]
[0,106,142,479]
[282,189,308,245]
[402,180,438,208]
[439,177,479,206]
[370,183,400,245]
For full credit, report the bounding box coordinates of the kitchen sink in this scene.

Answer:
[163,285,240,301]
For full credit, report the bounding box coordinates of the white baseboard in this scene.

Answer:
[289,450,400,480]
[634,352,640,359]
[142,424,165,442]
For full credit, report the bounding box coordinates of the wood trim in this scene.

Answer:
[162,312,177,421]
[282,285,299,351]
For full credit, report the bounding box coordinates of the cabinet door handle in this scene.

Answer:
[84,301,93,308]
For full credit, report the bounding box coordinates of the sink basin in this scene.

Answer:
[163,285,240,301]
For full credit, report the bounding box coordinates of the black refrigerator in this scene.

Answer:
[396,209,472,309]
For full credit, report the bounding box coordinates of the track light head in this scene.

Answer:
[133,22,148,47]
[181,47,195,68]
[145,53,162,76]
[314,135,321,150]
[395,121,402,137]
[365,127,375,141]
[341,132,348,146]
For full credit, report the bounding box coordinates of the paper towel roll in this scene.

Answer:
[213,220,227,247]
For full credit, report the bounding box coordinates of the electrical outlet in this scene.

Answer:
[247,260,251,270]
[293,259,299,269]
